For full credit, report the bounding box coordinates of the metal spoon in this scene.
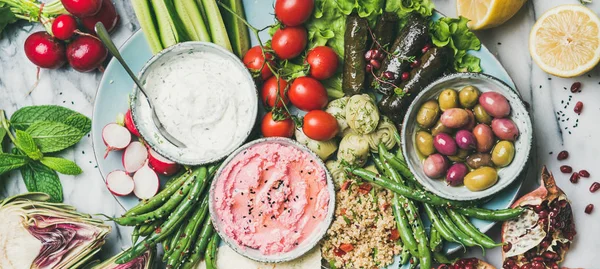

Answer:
[95,22,186,148]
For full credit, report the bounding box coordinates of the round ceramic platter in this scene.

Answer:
[92,2,529,268]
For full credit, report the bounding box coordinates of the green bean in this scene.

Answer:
[447,208,502,249]
[432,251,453,264]
[180,220,215,269]
[429,226,442,253]
[345,167,474,208]
[400,248,410,265]
[116,167,208,264]
[131,225,140,244]
[124,170,193,217]
[408,256,419,269]
[453,206,524,221]
[167,196,210,267]
[164,169,187,189]
[423,203,461,245]
[163,220,187,261]
[139,219,162,237]
[205,233,220,269]
[436,208,481,249]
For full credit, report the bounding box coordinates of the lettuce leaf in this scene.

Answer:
[384,0,435,18]
[430,16,482,72]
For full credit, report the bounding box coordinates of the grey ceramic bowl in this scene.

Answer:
[130,42,258,166]
[402,73,532,201]
[208,137,336,263]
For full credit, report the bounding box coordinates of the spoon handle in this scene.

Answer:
[95,22,150,102]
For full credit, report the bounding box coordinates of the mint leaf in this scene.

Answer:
[64,114,92,134]
[21,162,63,202]
[0,6,17,36]
[10,105,82,130]
[40,157,82,175]
[26,121,85,153]
[15,130,43,160]
[0,153,28,175]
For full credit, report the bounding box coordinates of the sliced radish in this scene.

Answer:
[105,170,134,196]
[103,123,131,158]
[148,149,180,176]
[124,109,141,137]
[122,141,148,173]
[133,161,160,199]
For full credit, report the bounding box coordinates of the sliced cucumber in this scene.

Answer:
[220,0,250,57]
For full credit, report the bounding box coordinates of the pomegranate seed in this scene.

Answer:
[538,210,548,219]
[574,101,583,114]
[369,59,381,70]
[421,44,431,53]
[579,170,590,178]
[590,182,600,193]
[560,165,572,173]
[585,204,594,214]
[401,72,410,81]
[364,50,374,60]
[532,204,543,212]
[383,71,394,80]
[570,172,580,183]
[557,150,569,160]
[543,251,558,260]
[570,82,581,93]
[365,64,372,73]
[410,59,420,68]
[503,242,512,252]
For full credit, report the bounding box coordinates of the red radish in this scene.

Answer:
[67,35,108,72]
[122,141,148,173]
[102,123,131,158]
[61,0,102,18]
[105,170,134,196]
[133,161,160,199]
[148,149,180,176]
[24,32,66,69]
[52,15,78,40]
[124,109,140,137]
[81,0,119,33]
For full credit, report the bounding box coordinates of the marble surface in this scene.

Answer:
[1,0,599,267]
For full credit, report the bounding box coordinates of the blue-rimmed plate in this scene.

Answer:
[91,3,529,268]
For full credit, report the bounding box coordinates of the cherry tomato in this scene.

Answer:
[261,112,295,138]
[289,77,328,111]
[243,46,274,81]
[302,110,338,141]
[306,46,339,80]
[261,77,289,108]
[274,0,314,27]
[271,27,307,60]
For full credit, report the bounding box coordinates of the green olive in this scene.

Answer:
[473,104,492,124]
[459,86,480,108]
[438,89,459,111]
[448,149,469,162]
[491,141,515,167]
[416,100,441,129]
[464,167,498,191]
[416,131,436,156]
[431,120,452,136]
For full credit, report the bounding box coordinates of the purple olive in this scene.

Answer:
[434,133,458,156]
[440,108,469,128]
[491,118,520,141]
[455,130,477,150]
[446,163,468,186]
[479,92,511,118]
[473,124,495,153]
[423,154,449,179]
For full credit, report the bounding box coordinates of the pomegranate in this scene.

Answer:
[501,166,576,268]
[436,258,495,269]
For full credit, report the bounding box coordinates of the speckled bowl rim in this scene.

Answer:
[130,41,258,166]
[401,72,533,201]
[208,137,336,263]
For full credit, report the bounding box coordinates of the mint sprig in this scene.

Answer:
[0,105,88,202]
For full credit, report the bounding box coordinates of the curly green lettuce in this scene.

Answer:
[430,16,482,72]
[384,0,435,18]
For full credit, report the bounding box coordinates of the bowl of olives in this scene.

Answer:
[402,73,532,201]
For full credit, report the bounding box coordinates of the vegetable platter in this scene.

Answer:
[91,1,532,268]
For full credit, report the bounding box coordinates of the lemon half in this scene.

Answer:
[457,0,527,30]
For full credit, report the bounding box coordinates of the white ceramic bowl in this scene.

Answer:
[130,42,258,166]
[402,73,532,201]
[208,137,336,263]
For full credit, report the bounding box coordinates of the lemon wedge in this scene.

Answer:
[457,0,527,30]
[530,4,600,78]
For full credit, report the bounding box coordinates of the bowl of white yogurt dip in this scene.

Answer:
[131,42,258,165]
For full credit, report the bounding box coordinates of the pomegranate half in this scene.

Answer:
[437,258,495,269]
[501,166,576,269]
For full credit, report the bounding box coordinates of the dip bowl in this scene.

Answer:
[209,137,336,263]
[131,42,258,165]
[402,73,532,201]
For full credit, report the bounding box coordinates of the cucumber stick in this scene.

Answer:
[151,0,182,49]
[131,0,163,54]
[220,0,250,57]
[200,0,232,51]
[174,0,211,42]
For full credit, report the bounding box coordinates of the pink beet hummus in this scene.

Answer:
[214,142,330,255]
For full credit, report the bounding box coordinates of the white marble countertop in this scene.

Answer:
[1,0,599,267]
